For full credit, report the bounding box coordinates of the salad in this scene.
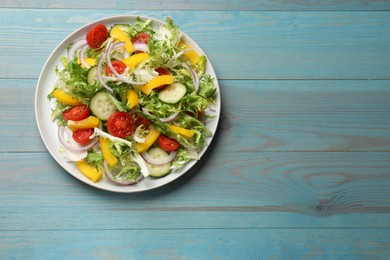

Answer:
[48,17,217,185]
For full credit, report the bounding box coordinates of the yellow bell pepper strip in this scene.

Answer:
[122,53,149,70]
[140,75,174,95]
[75,160,102,182]
[77,57,97,68]
[68,116,100,132]
[179,41,201,64]
[126,89,139,109]
[52,89,82,106]
[110,26,135,53]
[135,126,161,153]
[169,124,195,138]
[99,137,118,167]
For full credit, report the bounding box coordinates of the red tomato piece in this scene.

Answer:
[132,32,150,45]
[86,24,109,49]
[63,105,90,121]
[135,115,151,128]
[158,135,180,152]
[72,128,94,144]
[155,67,171,76]
[105,60,127,76]
[107,111,135,138]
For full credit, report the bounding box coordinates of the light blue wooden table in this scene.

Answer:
[1,1,390,259]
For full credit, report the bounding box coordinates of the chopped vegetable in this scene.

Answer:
[140,75,174,95]
[76,160,102,182]
[53,89,82,106]
[68,116,100,132]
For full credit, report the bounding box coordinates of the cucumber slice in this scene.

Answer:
[145,147,172,178]
[109,24,131,35]
[87,66,99,86]
[158,83,187,104]
[89,92,117,120]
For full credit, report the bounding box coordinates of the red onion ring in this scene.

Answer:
[141,107,179,123]
[67,38,87,62]
[141,150,178,166]
[97,52,113,92]
[182,62,199,92]
[58,126,98,152]
[133,43,148,53]
[79,43,91,69]
[106,42,147,85]
[103,161,143,186]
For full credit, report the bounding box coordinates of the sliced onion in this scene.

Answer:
[132,154,150,177]
[106,42,147,85]
[79,43,90,69]
[133,43,148,53]
[58,126,98,152]
[141,150,178,166]
[68,38,87,62]
[142,107,179,123]
[97,52,113,92]
[103,161,143,186]
[182,62,199,92]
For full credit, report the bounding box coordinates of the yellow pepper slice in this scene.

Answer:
[122,53,149,69]
[68,116,100,132]
[179,41,201,64]
[52,89,81,106]
[140,75,174,95]
[78,57,97,68]
[169,125,195,138]
[135,126,161,153]
[126,89,139,109]
[110,27,135,53]
[76,160,102,183]
[99,137,118,167]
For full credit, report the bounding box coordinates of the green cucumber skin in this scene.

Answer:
[89,92,117,121]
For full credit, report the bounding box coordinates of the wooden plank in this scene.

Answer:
[1,151,390,230]
[2,0,390,11]
[1,79,389,152]
[0,10,389,80]
[1,228,389,259]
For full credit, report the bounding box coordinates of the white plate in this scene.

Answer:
[35,15,220,193]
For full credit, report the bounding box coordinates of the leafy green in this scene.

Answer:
[147,17,182,69]
[179,92,209,116]
[141,91,179,118]
[198,74,216,100]
[172,148,199,168]
[126,17,153,38]
[107,140,142,181]
[86,151,104,169]
[55,58,100,104]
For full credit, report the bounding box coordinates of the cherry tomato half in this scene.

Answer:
[158,134,180,152]
[86,24,109,49]
[63,105,90,121]
[107,111,135,138]
[72,128,94,144]
[132,32,150,45]
[105,60,127,76]
[155,67,171,76]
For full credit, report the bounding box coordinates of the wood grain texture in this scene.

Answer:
[1,229,390,259]
[1,2,390,259]
[2,0,390,11]
[0,10,389,80]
